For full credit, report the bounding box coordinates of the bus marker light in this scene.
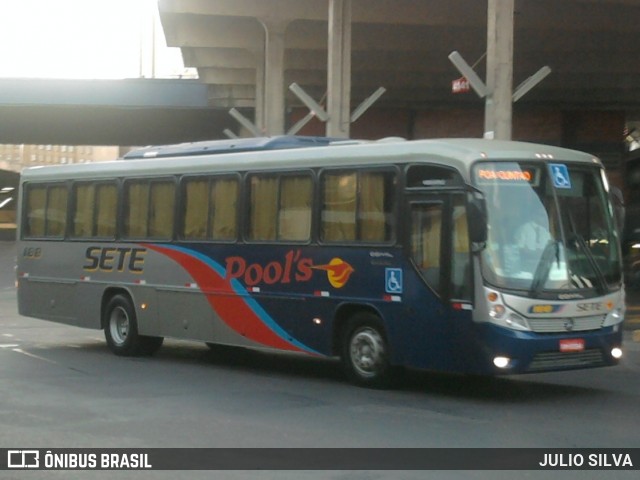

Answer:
[384,295,402,302]
[313,318,322,325]
[611,348,623,359]
[314,291,330,297]
[493,356,510,369]
[141,303,148,310]
[487,292,498,302]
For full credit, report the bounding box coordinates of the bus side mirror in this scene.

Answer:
[467,189,488,245]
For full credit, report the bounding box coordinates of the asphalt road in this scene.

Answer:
[1,241,639,480]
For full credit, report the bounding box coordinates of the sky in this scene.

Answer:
[0,0,191,79]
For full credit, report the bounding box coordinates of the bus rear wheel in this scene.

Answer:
[104,294,163,356]
[342,314,394,388]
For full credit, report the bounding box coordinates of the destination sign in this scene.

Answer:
[474,164,540,186]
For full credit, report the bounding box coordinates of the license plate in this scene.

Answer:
[559,338,585,352]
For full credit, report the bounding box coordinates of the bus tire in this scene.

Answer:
[103,294,163,356]
[342,313,394,388]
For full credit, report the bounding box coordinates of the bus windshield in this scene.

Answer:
[473,161,622,295]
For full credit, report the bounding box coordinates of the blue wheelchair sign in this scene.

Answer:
[385,268,403,294]
[549,163,572,189]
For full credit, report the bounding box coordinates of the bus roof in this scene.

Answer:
[123,135,343,159]
[21,138,601,183]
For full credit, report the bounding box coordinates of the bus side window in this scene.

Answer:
[182,177,238,241]
[23,184,67,239]
[25,185,46,237]
[321,172,357,242]
[278,175,312,241]
[452,197,472,301]
[248,173,312,242]
[321,170,395,243]
[149,182,175,239]
[45,186,68,237]
[124,180,175,240]
[249,176,278,241]
[410,203,443,295]
[72,183,117,238]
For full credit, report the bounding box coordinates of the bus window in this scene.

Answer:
[25,185,46,237]
[72,183,117,238]
[321,170,395,243]
[182,176,239,241]
[248,173,312,242]
[24,184,67,238]
[321,172,356,241]
[410,202,443,294]
[249,176,278,240]
[124,179,175,240]
[452,196,472,301]
[278,175,312,241]
[149,182,175,239]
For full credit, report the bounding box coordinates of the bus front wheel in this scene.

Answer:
[103,294,163,356]
[342,314,394,388]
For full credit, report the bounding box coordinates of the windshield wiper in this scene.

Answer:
[529,239,560,298]
[568,232,607,295]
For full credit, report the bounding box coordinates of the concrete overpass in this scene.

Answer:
[0,0,639,154]
[0,77,237,146]
[153,0,640,187]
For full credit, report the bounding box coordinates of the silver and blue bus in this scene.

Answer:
[16,137,625,387]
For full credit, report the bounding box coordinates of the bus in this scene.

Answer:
[16,136,626,387]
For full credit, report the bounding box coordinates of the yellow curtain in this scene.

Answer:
[412,205,441,269]
[358,172,385,241]
[27,187,46,237]
[72,184,94,237]
[322,173,356,241]
[96,184,117,237]
[211,178,238,240]
[279,176,311,241]
[126,183,149,238]
[46,186,68,237]
[149,182,175,239]
[184,180,208,239]
[250,176,277,240]
[425,209,442,268]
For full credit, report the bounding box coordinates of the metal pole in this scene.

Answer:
[484,0,514,140]
[327,0,352,138]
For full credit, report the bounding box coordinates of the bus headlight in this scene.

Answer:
[611,347,623,359]
[603,305,625,327]
[489,304,506,319]
[493,356,511,369]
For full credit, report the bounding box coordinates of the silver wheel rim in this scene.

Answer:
[349,327,386,378]
[109,306,130,346]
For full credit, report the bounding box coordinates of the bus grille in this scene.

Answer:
[527,349,605,372]
[527,315,605,333]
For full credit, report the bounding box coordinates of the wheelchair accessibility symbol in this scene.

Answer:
[385,268,403,294]
[549,163,572,189]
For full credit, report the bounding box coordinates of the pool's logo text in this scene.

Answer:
[225,250,354,288]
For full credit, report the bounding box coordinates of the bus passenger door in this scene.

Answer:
[405,194,473,368]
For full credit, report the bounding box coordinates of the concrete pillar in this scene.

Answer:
[260,19,288,136]
[484,0,514,140]
[251,48,266,133]
[326,0,352,138]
